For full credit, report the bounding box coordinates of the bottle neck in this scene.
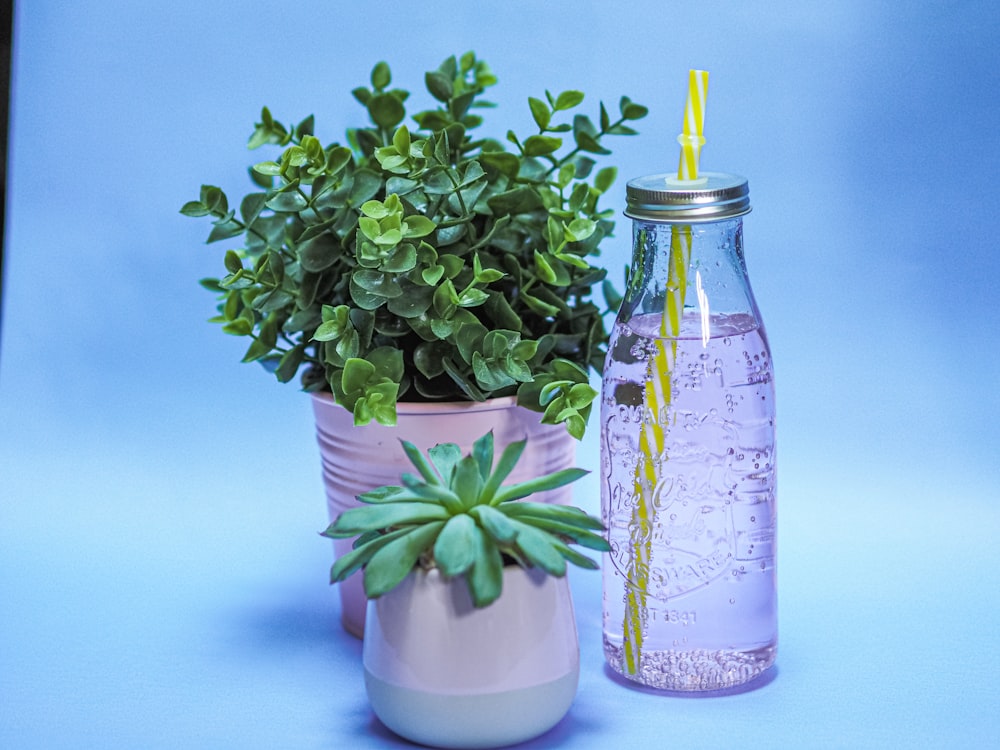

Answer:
[621,217,762,337]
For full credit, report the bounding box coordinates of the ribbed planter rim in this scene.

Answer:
[311,391,519,416]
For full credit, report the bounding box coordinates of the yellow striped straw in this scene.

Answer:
[621,70,707,676]
[677,69,709,180]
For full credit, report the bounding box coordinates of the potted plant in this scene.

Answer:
[323,429,609,749]
[181,51,645,633]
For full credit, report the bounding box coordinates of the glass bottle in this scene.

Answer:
[601,172,777,691]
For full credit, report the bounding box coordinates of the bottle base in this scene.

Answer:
[603,639,776,692]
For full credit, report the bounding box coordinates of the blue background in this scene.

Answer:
[2,2,999,748]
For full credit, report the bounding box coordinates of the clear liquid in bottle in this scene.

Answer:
[601,310,777,691]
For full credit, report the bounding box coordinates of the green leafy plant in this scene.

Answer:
[322,430,609,608]
[182,52,646,438]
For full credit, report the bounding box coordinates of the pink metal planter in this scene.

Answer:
[311,394,577,637]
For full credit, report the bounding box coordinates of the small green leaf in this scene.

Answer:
[374,227,402,247]
[568,182,590,214]
[297,232,338,272]
[480,151,520,179]
[358,216,381,241]
[223,250,243,274]
[523,135,562,157]
[275,345,305,383]
[487,186,544,216]
[458,288,489,308]
[422,265,445,285]
[367,346,404,381]
[369,93,405,129]
[556,163,575,189]
[349,170,383,204]
[566,218,596,242]
[402,215,436,238]
[414,342,447,378]
[207,218,244,244]
[241,335,273,363]
[433,279,459,318]
[381,242,417,273]
[392,125,411,155]
[200,185,228,214]
[371,61,391,90]
[222,318,253,336]
[360,199,391,219]
[425,70,454,102]
[573,129,611,155]
[342,358,376,393]
[534,251,558,284]
[567,382,598,409]
[554,90,585,111]
[594,166,617,194]
[265,191,308,212]
[472,254,505,284]
[607,124,638,136]
[180,200,209,217]
[528,97,551,130]
[619,96,649,120]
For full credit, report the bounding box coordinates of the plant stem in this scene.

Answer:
[543,115,630,180]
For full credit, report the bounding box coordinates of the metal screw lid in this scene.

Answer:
[625,171,751,222]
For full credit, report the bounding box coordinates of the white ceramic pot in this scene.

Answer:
[311,394,577,637]
[363,566,580,749]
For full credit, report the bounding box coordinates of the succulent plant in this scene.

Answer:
[182,51,646,438]
[322,430,610,608]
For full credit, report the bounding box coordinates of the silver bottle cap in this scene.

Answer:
[625,171,751,222]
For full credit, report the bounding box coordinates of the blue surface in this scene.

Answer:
[3,2,999,748]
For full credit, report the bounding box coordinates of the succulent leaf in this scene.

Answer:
[505,521,567,577]
[364,522,447,598]
[433,515,478,577]
[428,442,462,484]
[471,430,494,481]
[467,524,504,607]
[327,526,410,583]
[491,468,590,505]
[450,456,485,509]
[401,439,443,484]
[500,500,606,530]
[479,438,526,504]
[326,501,449,537]
[469,505,517,543]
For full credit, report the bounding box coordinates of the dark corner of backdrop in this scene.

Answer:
[0,1,13,359]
